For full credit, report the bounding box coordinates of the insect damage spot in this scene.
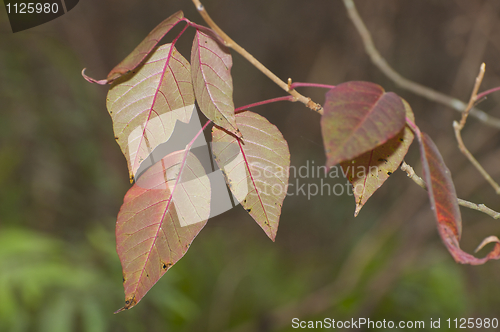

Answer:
[387,171,392,175]
[246,208,251,212]
[162,262,173,270]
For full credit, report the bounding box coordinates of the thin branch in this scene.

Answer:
[342,0,500,129]
[458,63,485,129]
[400,161,500,219]
[453,64,500,194]
[191,0,323,115]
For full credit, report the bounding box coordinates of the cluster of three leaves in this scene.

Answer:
[83,11,290,311]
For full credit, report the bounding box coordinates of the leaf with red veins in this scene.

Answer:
[341,98,415,216]
[107,43,195,182]
[322,81,406,168]
[419,133,500,264]
[83,11,185,85]
[191,29,240,137]
[211,111,290,241]
[115,150,210,312]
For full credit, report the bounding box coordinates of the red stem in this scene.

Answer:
[405,116,421,138]
[289,82,336,90]
[235,96,294,113]
[172,20,190,44]
[476,86,500,101]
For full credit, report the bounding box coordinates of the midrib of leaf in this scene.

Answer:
[130,148,191,296]
[339,92,385,152]
[130,45,181,175]
[237,138,271,226]
[195,35,235,130]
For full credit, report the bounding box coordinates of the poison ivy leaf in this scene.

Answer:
[211,111,290,240]
[322,81,406,168]
[191,29,240,137]
[419,133,500,264]
[83,11,185,85]
[341,98,414,216]
[106,43,195,182]
[115,150,210,311]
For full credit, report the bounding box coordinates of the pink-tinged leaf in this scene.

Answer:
[83,11,185,85]
[107,44,195,182]
[419,133,500,264]
[321,81,406,168]
[115,150,210,311]
[211,111,290,240]
[341,98,415,216]
[191,29,240,137]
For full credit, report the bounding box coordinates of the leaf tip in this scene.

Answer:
[354,204,362,217]
[269,232,277,242]
[475,236,500,253]
[114,296,137,313]
[81,68,109,85]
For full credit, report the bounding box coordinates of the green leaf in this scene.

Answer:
[82,11,185,85]
[322,81,406,168]
[191,29,240,137]
[115,150,210,311]
[212,111,290,240]
[106,44,195,182]
[341,98,414,216]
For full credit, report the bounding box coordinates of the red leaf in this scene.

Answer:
[115,150,210,311]
[341,98,415,216]
[83,11,185,85]
[191,29,240,137]
[211,111,290,240]
[106,43,195,182]
[419,133,500,264]
[322,81,406,168]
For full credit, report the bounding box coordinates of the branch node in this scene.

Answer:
[401,161,500,220]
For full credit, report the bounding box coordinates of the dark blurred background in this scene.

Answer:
[1,0,500,331]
